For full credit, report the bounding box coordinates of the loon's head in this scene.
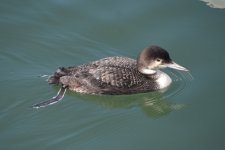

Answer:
[137,45,188,75]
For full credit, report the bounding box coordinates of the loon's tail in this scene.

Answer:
[47,67,68,84]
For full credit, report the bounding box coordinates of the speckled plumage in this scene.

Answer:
[48,56,159,94]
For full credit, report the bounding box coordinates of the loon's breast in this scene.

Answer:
[155,70,172,89]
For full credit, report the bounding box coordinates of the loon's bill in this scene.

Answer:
[166,61,189,71]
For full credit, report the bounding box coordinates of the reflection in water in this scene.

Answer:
[200,0,225,8]
[70,69,191,118]
[71,92,187,118]
[140,96,186,118]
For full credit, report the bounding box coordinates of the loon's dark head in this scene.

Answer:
[137,45,188,74]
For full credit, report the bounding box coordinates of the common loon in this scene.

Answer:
[33,45,188,108]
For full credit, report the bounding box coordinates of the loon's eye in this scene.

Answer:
[156,58,162,62]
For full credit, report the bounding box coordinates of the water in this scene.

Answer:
[1,0,225,150]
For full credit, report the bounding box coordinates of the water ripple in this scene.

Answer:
[163,69,193,99]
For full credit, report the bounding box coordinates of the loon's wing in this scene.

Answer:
[89,65,150,94]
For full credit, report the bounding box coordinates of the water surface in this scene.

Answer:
[1,0,225,150]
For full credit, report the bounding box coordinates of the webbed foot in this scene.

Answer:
[32,86,67,109]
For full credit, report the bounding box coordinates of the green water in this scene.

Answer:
[1,0,225,150]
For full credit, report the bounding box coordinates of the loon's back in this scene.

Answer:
[48,56,158,94]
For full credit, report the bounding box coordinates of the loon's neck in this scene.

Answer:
[139,67,172,89]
